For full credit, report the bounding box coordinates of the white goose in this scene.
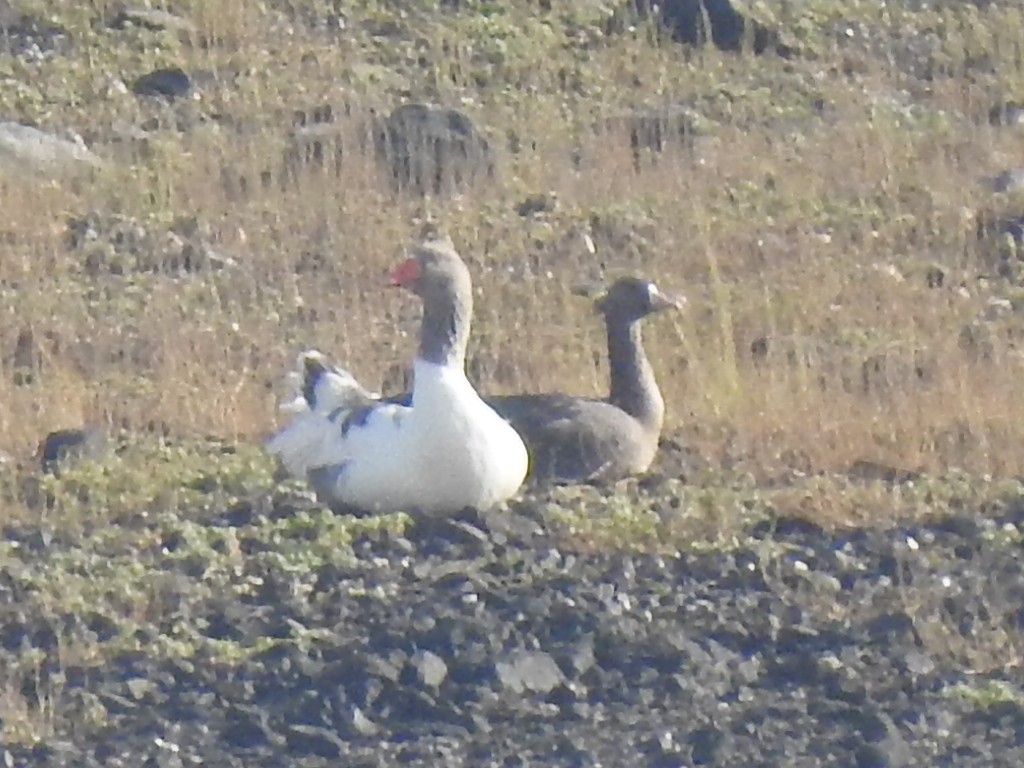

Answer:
[267,237,529,515]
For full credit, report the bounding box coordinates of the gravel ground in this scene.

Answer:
[2,445,1023,768]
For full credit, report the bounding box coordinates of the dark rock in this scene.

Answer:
[855,743,892,768]
[750,335,770,360]
[221,500,256,528]
[373,103,495,197]
[284,724,344,758]
[222,705,273,749]
[927,514,981,540]
[689,724,725,764]
[866,611,920,647]
[614,0,785,55]
[10,326,36,384]
[84,612,120,642]
[39,427,104,475]
[516,193,556,217]
[750,514,827,541]
[132,67,192,100]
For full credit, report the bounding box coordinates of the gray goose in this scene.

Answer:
[486,277,683,484]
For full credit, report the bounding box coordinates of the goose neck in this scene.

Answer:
[606,318,664,431]
[419,288,471,369]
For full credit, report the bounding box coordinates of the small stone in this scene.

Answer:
[109,7,196,33]
[412,649,447,688]
[905,650,935,676]
[126,678,154,700]
[496,650,564,694]
[351,706,378,736]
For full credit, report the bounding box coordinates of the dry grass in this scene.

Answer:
[2,0,1024,489]
[6,3,1024,749]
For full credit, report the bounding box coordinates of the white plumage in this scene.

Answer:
[268,352,528,515]
[266,238,528,515]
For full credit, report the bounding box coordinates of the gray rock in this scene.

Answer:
[496,650,564,694]
[373,103,495,197]
[0,122,102,177]
[412,649,448,687]
[109,7,195,34]
[350,706,378,736]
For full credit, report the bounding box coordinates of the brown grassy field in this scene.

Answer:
[2,0,1024,507]
[5,4,1024,752]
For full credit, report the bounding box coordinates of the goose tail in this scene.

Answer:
[278,350,380,414]
[268,349,380,476]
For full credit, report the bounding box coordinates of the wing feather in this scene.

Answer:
[267,349,404,476]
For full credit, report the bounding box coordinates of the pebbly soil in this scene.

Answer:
[2,440,1023,767]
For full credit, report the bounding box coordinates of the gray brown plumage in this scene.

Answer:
[486,277,683,484]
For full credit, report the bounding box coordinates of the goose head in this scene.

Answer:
[389,237,472,303]
[388,237,474,368]
[592,277,685,323]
